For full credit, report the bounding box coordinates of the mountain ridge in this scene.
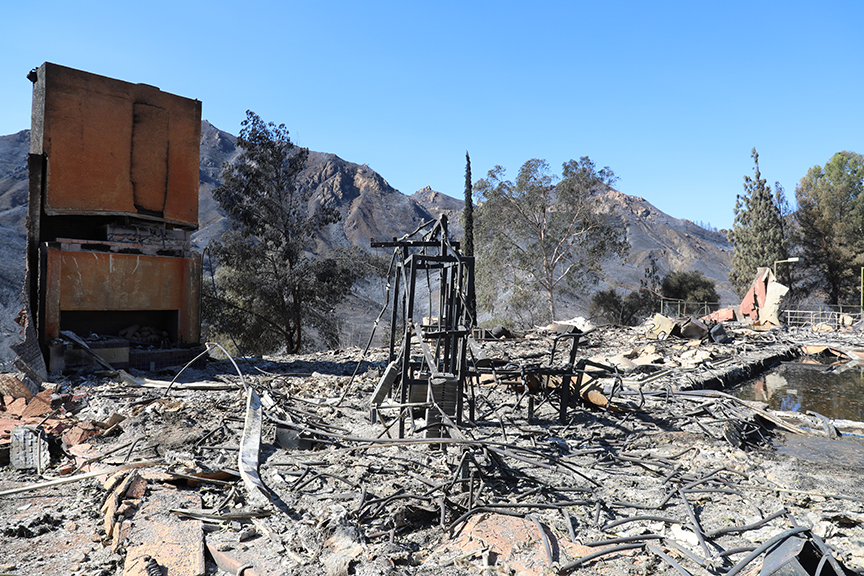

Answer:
[0,122,735,355]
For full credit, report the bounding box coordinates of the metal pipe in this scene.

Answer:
[602,515,680,531]
[557,542,644,574]
[707,508,788,538]
[724,526,810,576]
[646,544,693,576]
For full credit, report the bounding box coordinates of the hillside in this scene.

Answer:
[410,185,465,237]
[0,123,734,355]
[0,130,29,212]
[193,122,443,253]
[0,131,29,368]
[596,189,734,301]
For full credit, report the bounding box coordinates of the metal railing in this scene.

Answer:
[781,306,862,330]
[654,300,864,330]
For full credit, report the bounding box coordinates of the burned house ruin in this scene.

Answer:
[24,62,202,372]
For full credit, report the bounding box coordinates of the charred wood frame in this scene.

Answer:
[25,63,202,368]
[371,216,475,438]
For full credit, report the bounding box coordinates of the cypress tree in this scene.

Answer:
[462,151,474,258]
[461,151,476,321]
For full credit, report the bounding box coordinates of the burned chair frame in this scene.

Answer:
[473,328,618,423]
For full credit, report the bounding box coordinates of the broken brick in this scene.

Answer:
[62,421,99,446]
[126,474,148,499]
[117,500,138,518]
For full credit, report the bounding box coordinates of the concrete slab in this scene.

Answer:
[429,512,606,576]
[122,489,204,576]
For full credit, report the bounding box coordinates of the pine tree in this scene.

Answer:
[795,150,864,304]
[661,270,720,303]
[205,111,359,354]
[728,148,789,296]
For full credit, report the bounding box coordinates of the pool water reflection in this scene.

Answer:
[732,362,864,423]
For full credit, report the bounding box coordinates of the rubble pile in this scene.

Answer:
[1,323,864,576]
[117,325,171,345]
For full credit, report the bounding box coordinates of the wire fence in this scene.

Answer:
[658,300,722,319]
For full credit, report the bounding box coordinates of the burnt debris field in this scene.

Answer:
[2,322,864,576]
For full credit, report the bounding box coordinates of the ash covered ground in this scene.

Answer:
[1,323,864,576]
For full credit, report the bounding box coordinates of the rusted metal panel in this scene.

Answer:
[180,253,202,344]
[58,251,187,310]
[42,245,201,343]
[131,102,170,214]
[29,62,201,227]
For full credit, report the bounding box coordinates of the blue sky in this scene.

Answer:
[2,1,861,230]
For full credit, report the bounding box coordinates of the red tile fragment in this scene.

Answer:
[63,421,99,446]
[126,474,148,499]
[5,398,27,417]
[0,375,34,400]
[0,416,20,438]
[429,513,610,576]
[20,390,53,419]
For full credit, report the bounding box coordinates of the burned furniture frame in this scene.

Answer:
[525,328,617,422]
[473,327,617,423]
[370,216,475,439]
[368,216,615,433]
